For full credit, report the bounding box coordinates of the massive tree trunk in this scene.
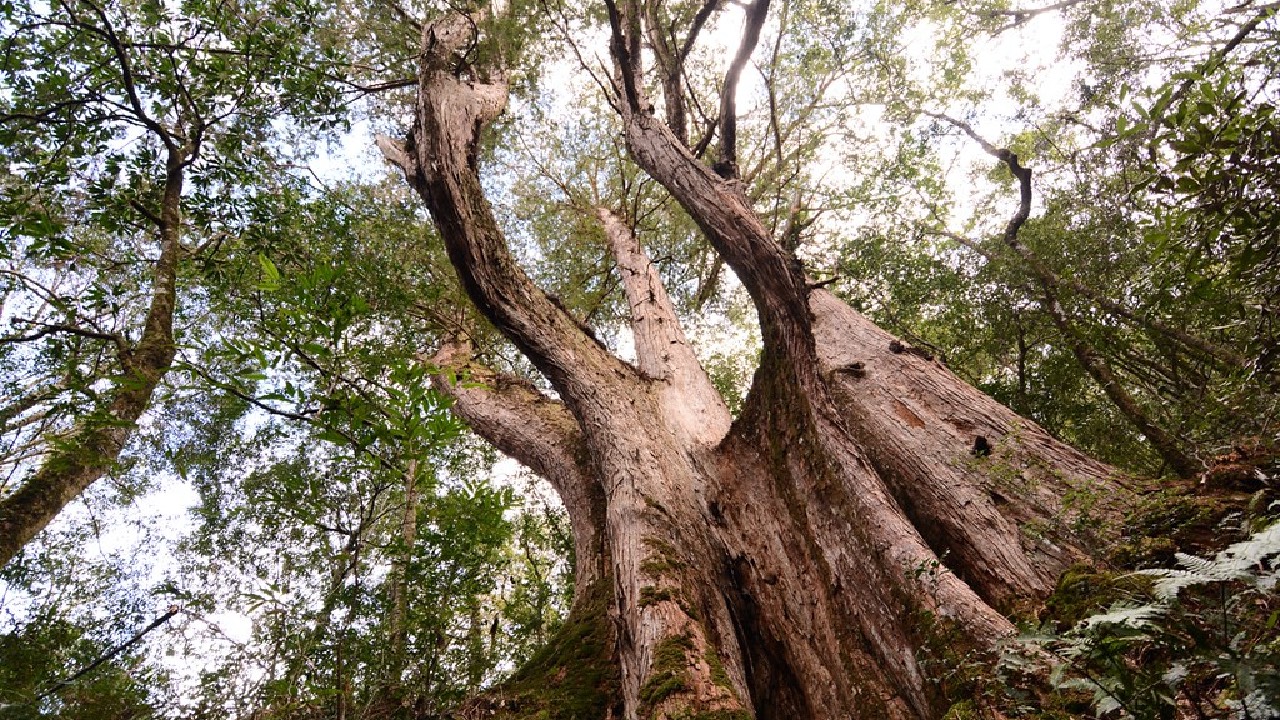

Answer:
[379,12,1127,719]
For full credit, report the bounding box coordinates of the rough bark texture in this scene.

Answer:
[382,12,1127,719]
[0,152,183,568]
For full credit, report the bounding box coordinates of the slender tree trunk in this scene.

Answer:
[387,458,419,692]
[0,151,184,568]
[381,13,1127,719]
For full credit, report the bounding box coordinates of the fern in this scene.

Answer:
[1016,522,1280,718]
[1138,521,1280,600]
[1080,604,1162,629]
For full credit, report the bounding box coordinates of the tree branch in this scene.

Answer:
[598,208,730,443]
[424,340,606,592]
[382,12,641,442]
[928,111,1199,477]
[926,112,1249,370]
[716,0,771,179]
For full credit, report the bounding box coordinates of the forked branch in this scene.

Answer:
[924,111,1248,370]
[597,209,730,443]
[424,339,606,592]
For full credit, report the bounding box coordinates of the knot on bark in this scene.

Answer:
[423,338,474,372]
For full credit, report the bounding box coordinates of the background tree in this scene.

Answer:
[0,0,349,565]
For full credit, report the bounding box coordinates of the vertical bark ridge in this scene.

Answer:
[602,5,1026,715]
[598,421,753,718]
[597,208,731,445]
[718,361,1016,719]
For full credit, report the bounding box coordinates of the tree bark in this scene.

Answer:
[0,150,184,568]
[388,458,420,689]
[381,11,1127,719]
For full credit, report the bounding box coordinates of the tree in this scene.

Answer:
[0,0,347,566]
[2,0,1272,717]
[375,5,1134,717]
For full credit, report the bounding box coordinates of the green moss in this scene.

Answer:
[644,495,669,516]
[639,633,693,710]
[479,579,619,720]
[911,608,992,708]
[941,699,979,720]
[640,537,687,582]
[703,646,732,690]
[1041,564,1153,629]
[1123,489,1243,555]
[639,586,673,607]
[1106,535,1177,569]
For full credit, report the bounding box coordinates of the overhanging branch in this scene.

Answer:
[928,110,1199,477]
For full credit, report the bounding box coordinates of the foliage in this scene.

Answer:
[1017,515,1280,719]
[0,614,161,720]
[833,1,1280,476]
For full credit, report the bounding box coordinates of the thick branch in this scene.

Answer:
[0,148,183,567]
[425,341,605,594]
[598,208,730,444]
[605,4,816,388]
[379,14,635,417]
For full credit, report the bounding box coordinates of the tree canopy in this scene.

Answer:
[1,0,1277,717]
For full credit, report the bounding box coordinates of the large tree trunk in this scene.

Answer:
[380,12,1126,719]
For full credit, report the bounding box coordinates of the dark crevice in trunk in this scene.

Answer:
[721,554,812,720]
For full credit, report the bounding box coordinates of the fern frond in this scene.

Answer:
[1082,604,1162,629]
[1134,523,1280,599]
[1136,567,1210,600]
